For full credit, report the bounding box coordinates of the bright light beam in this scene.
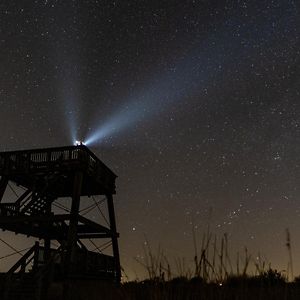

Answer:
[84,6,296,146]
[84,50,211,146]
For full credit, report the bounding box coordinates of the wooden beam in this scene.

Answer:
[106,194,121,283]
[0,176,8,203]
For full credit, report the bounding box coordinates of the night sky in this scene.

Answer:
[0,0,300,279]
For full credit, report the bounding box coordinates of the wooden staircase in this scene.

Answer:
[0,174,65,218]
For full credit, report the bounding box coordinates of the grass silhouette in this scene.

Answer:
[2,228,300,300]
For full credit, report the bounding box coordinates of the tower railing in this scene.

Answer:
[0,146,115,180]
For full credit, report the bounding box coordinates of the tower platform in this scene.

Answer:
[0,145,117,196]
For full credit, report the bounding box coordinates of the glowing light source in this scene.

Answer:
[74,140,85,146]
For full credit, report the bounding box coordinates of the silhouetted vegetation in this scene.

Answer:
[42,228,300,300]
[2,229,299,299]
[51,274,300,300]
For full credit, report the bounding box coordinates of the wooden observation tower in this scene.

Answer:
[0,145,120,299]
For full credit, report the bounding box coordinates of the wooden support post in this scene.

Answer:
[106,194,121,283]
[44,203,52,263]
[63,171,83,300]
[0,176,8,203]
[66,171,83,269]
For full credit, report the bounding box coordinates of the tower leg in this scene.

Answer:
[0,176,8,202]
[64,171,83,299]
[106,194,121,283]
[66,171,83,269]
[44,202,52,262]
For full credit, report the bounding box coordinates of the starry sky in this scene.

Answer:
[0,0,300,279]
